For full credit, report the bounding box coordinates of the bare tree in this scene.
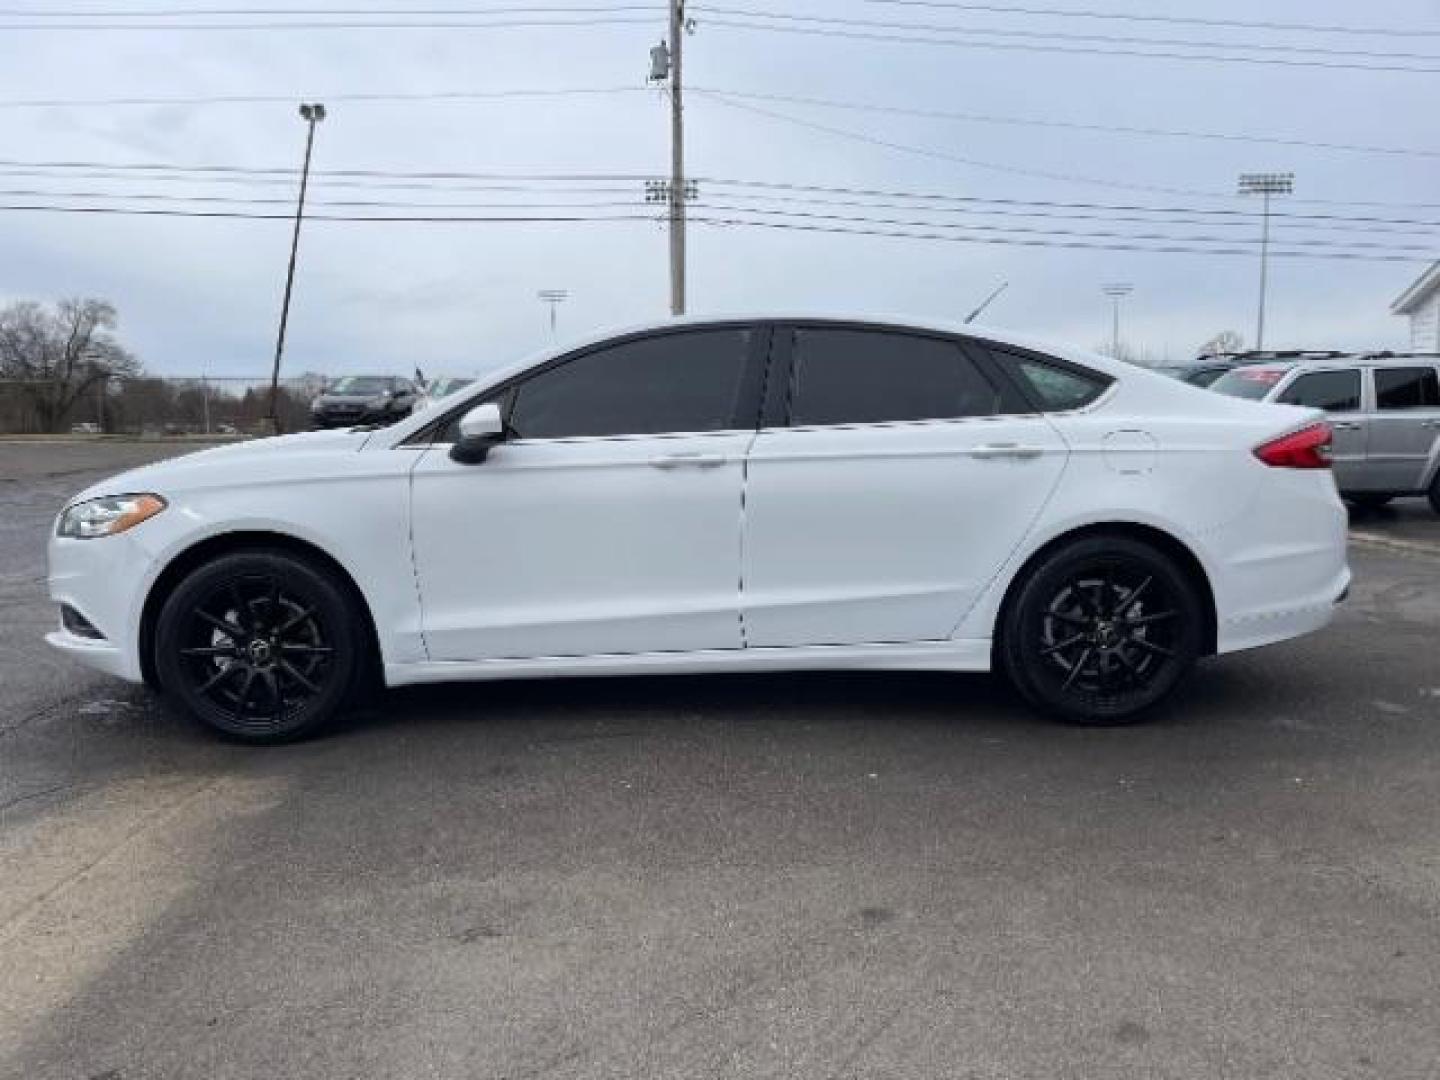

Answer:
[1198,330,1246,356]
[0,298,141,432]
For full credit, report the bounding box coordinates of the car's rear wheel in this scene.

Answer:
[154,550,364,743]
[1000,536,1203,725]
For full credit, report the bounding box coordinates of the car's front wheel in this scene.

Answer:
[1000,535,1204,725]
[154,549,366,743]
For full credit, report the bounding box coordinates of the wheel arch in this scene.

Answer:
[138,529,382,690]
[990,521,1218,664]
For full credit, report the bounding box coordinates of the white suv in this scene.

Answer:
[1212,354,1440,513]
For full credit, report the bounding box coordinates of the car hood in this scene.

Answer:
[64,429,375,508]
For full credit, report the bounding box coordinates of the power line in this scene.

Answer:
[3,157,1437,221]
[1,81,1424,168]
[696,93,1440,209]
[0,86,648,109]
[0,199,1427,262]
[690,86,1437,160]
[696,90,1239,200]
[8,1,1431,38]
[702,16,1440,74]
[704,178,1440,228]
[855,0,1440,38]
[0,14,655,30]
[699,7,1440,64]
[0,4,656,13]
[7,181,1434,238]
[689,215,1431,263]
[688,200,1438,252]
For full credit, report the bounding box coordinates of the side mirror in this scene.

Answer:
[449,401,505,464]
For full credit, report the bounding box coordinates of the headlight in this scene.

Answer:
[57,494,168,539]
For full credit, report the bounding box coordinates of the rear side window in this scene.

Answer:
[1008,357,1109,411]
[787,328,1004,426]
[1278,370,1361,412]
[1375,367,1440,410]
[507,328,751,438]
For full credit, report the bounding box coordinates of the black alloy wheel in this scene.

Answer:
[155,550,363,743]
[1001,535,1202,724]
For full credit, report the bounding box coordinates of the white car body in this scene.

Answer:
[47,315,1349,696]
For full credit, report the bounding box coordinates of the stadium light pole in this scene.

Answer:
[265,102,326,435]
[1238,172,1294,351]
[1102,283,1133,360]
[538,289,568,337]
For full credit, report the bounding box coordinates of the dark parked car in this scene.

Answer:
[1154,359,1246,388]
[310,376,417,429]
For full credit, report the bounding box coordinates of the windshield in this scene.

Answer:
[427,378,473,398]
[1211,367,1287,400]
[327,376,391,395]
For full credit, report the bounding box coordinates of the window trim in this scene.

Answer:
[405,321,772,445]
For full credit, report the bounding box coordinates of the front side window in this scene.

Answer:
[507,328,751,439]
[1375,367,1440,410]
[1278,370,1361,412]
[787,328,1004,426]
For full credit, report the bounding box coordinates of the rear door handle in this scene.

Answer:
[649,452,728,469]
[971,443,1045,460]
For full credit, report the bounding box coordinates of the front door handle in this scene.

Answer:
[1330,421,1362,431]
[971,443,1045,460]
[649,452,728,469]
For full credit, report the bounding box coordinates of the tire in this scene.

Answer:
[1346,493,1394,510]
[154,549,366,744]
[1429,473,1440,516]
[999,535,1204,725]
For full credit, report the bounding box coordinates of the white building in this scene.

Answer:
[1391,261,1440,352]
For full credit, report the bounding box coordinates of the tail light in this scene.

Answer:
[1254,423,1333,469]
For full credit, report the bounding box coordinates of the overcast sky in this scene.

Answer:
[1,1,1436,378]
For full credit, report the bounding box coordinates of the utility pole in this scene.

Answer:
[265,101,326,435]
[1238,172,1293,351]
[537,289,568,337]
[648,5,689,315]
[667,0,686,316]
[1102,283,1133,360]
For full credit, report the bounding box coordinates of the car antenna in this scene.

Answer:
[964,281,1009,325]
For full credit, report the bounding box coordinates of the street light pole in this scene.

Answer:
[1102,283,1133,360]
[1238,172,1294,351]
[265,102,326,435]
[537,289,568,337]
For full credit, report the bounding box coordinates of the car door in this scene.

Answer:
[741,324,1070,648]
[1275,367,1370,491]
[409,325,766,661]
[1366,365,1440,492]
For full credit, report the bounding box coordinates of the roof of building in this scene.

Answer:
[1391,261,1440,315]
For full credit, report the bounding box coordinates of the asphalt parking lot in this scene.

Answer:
[3,441,1438,1079]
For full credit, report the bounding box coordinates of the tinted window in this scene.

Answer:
[1278,370,1361,412]
[1009,357,1109,411]
[788,329,1002,426]
[507,329,750,439]
[1375,367,1440,410]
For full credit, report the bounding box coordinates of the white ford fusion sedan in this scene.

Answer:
[48,316,1349,743]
